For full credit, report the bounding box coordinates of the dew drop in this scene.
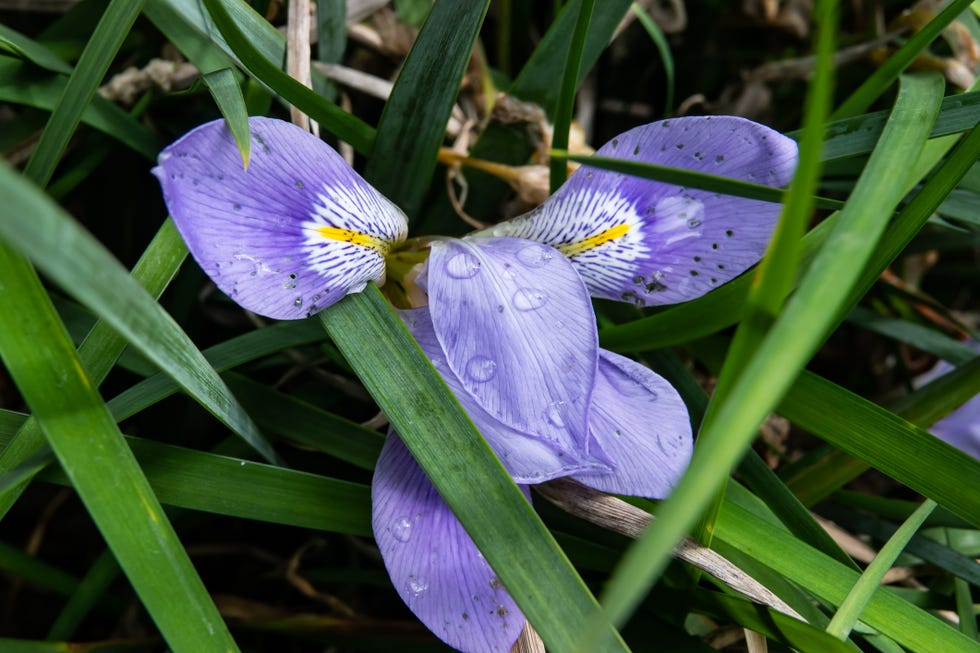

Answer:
[544,401,567,428]
[445,252,481,279]
[294,296,303,307]
[392,517,413,542]
[408,576,429,596]
[516,244,554,268]
[512,288,548,311]
[465,356,497,382]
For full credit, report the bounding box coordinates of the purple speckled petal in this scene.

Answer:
[401,308,612,482]
[484,116,797,306]
[573,350,692,497]
[423,237,598,453]
[153,117,407,319]
[372,433,526,653]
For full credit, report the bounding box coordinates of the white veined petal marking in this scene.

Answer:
[301,180,408,288]
[483,187,650,299]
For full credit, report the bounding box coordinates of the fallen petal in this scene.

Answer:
[154,117,407,319]
[484,116,797,306]
[372,433,526,653]
[574,350,693,497]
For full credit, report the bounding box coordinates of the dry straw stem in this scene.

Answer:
[287,0,315,133]
[510,622,546,653]
[537,478,804,621]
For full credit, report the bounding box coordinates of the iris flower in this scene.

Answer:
[155,115,797,652]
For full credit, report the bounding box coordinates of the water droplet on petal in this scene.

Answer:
[544,401,567,427]
[465,356,497,382]
[408,576,429,596]
[294,296,303,308]
[446,252,481,279]
[512,288,548,311]
[392,517,413,542]
[516,244,554,268]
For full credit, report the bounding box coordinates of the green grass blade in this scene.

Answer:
[847,306,977,363]
[0,539,79,597]
[815,90,980,162]
[200,0,374,154]
[319,285,629,653]
[0,23,72,74]
[631,2,674,115]
[202,67,250,166]
[548,0,594,193]
[690,0,836,547]
[826,500,937,639]
[0,165,277,463]
[0,319,324,515]
[22,0,146,187]
[223,373,383,470]
[0,58,161,160]
[0,242,239,653]
[0,422,373,535]
[0,218,187,520]
[47,551,120,640]
[830,0,974,120]
[510,0,631,117]
[716,500,980,653]
[779,367,980,526]
[597,72,944,631]
[364,1,489,215]
[555,151,843,210]
[106,320,326,421]
[786,355,980,506]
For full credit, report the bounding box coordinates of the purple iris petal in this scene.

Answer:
[573,350,693,497]
[153,117,407,319]
[917,341,980,459]
[484,116,797,306]
[401,307,612,482]
[372,432,526,653]
[423,237,599,453]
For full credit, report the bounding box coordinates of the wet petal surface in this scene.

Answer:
[573,350,693,497]
[401,308,612,482]
[485,116,797,306]
[154,117,407,319]
[423,237,598,451]
[372,433,526,653]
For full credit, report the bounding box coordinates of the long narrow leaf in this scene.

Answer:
[0,219,187,520]
[0,164,277,463]
[0,242,239,653]
[364,1,490,215]
[23,0,146,186]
